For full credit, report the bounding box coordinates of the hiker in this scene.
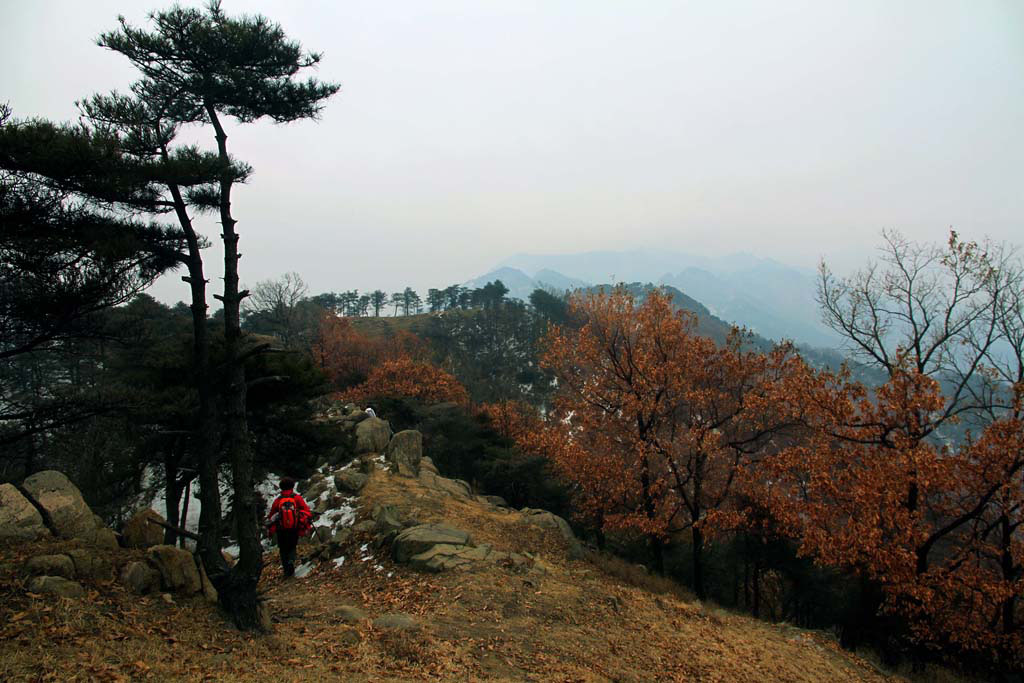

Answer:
[266,477,312,577]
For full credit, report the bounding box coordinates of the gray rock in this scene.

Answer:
[344,411,369,425]
[406,542,529,573]
[372,613,420,631]
[120,561,161,595]
[122,509,165,548]
[21,471,95,540]
[84,526,120,551]
[331,527,352,545]
[29,575,85,598]
[520,508,584,560]
[371,504,403,537]
[66,548,113,581]
[26,554,75,579]
[300,475,330,507]
[385,430,422,477]
[147,545,202,594]
[355,417,392,454]
[477,495,509,508]
[352,520,376,534]
[334,470,368,495]
[418,470,473,499]
[196,556,218,604]
[0,483,48,542]
[419,456,439,475]
[407,543,476,572]
[392,524,473,563]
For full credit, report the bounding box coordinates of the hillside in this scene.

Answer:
[0,429,912,682]
[479,250,842,348]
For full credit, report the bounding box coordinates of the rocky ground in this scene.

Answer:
[0,406,954,681]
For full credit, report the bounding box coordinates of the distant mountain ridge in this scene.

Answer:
[470,249,841,348]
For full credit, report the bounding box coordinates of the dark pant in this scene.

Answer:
[277,529,299,576]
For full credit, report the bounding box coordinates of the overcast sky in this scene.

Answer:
[2,1,1022,302]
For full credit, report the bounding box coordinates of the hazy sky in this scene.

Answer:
[2,1,1021,302]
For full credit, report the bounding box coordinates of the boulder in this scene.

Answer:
[418,470,472,499]
[371,504,403,537]
[352,520,376,534]
[147,545,202,594]
[385,430,422,477]
[333,470,368,495]
[120,561,161,595]
[301,475,331,507]
[21,471,95,540]
[419,456,439,475]
[477,495,509,508]
[344,410,369,425]
[407,543,530,573]
[407,543,478,572]
[66,548,113,581]
[196,557,218,604]
[520,508,584,560]
[372,613,420,631]
[392,524,473,564]
[122,509,165,548]
[0,483,48,542]
[355,417,392,454]
[28,575,85,599]
[83,526,120,551]
[26,554,75,579]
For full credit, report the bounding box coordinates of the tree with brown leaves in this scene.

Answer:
[528,288,813,598]
[765,231,1024,663]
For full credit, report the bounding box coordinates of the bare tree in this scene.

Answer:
[243,272,310,347]
[817,229,1003,431]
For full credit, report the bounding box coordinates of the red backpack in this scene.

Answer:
[278,495,300,531]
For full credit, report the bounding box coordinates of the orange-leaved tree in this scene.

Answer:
[528,287,815,597]
[313,313,432,389]
[343,355,469,406]
[311,313,376,388]
[763,231,1024,663]
[478,400,541,445]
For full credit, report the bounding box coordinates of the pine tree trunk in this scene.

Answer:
[206,103,264,631]
[165,177,225,577]
[163,450,182,547]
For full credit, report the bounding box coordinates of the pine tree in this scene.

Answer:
[97,1,338,629]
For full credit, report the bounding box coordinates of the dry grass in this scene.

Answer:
[0,469,957,681]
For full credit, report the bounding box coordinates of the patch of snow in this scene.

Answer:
[294,562,314,578]
[332,556,346,568]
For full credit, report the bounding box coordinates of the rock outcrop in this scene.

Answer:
[25,554,75,579]
[355,417,392,454]
[120,561,161,595]
[385,430,422,477]
[66,548,113,580]
[19,471,118,549]
[147,545,202,594]
[334,470,368,494]
[28,575,86,598]
[520,508,584,560]
[122,509,165,548]
[0,483,48,542]
[392,524,473,563]
[418,470,473,499]
[21,471,95,539]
